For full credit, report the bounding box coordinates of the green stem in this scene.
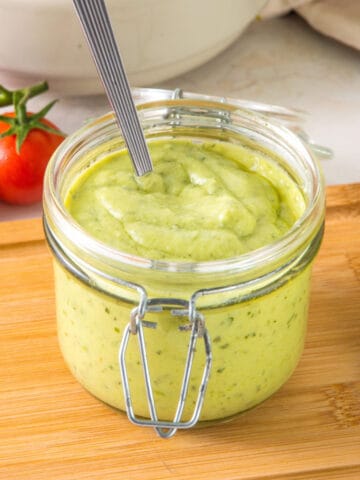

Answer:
[0,81,49,108]
[0,85,12,106]
[14,91,27,126]
[0,80,62,152]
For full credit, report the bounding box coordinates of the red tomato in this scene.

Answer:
[0,112,64,205]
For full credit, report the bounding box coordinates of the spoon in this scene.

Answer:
[72,0,153,176]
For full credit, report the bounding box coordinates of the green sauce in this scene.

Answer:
[56,138,312,423]
[66,139,305,261]
[55,264,311,422]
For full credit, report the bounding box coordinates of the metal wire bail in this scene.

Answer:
[119,298,212,438]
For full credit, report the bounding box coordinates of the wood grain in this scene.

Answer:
[0,184,359,480]
[0,217,44,246]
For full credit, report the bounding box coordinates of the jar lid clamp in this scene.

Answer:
[119,297,212,438]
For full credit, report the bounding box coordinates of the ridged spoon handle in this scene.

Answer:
[73,0,153,176]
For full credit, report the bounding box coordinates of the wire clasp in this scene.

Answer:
[119,297,212,438]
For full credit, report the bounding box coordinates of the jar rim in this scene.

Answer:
[43,94,325,276]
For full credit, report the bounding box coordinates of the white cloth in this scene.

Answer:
[262,0,360,50]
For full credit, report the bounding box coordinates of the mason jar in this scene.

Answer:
[43,89,325,438]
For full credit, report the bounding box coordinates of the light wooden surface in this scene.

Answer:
[0,184,359,480]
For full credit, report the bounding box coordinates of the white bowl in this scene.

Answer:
[0,0,266,95]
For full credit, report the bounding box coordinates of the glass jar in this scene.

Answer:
[43,90,325,438]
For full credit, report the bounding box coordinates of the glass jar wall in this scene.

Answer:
[43,95,325,435]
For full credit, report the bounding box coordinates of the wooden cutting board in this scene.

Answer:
[1,183,359,480]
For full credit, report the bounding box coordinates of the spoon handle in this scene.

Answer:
[73,0,153,176]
